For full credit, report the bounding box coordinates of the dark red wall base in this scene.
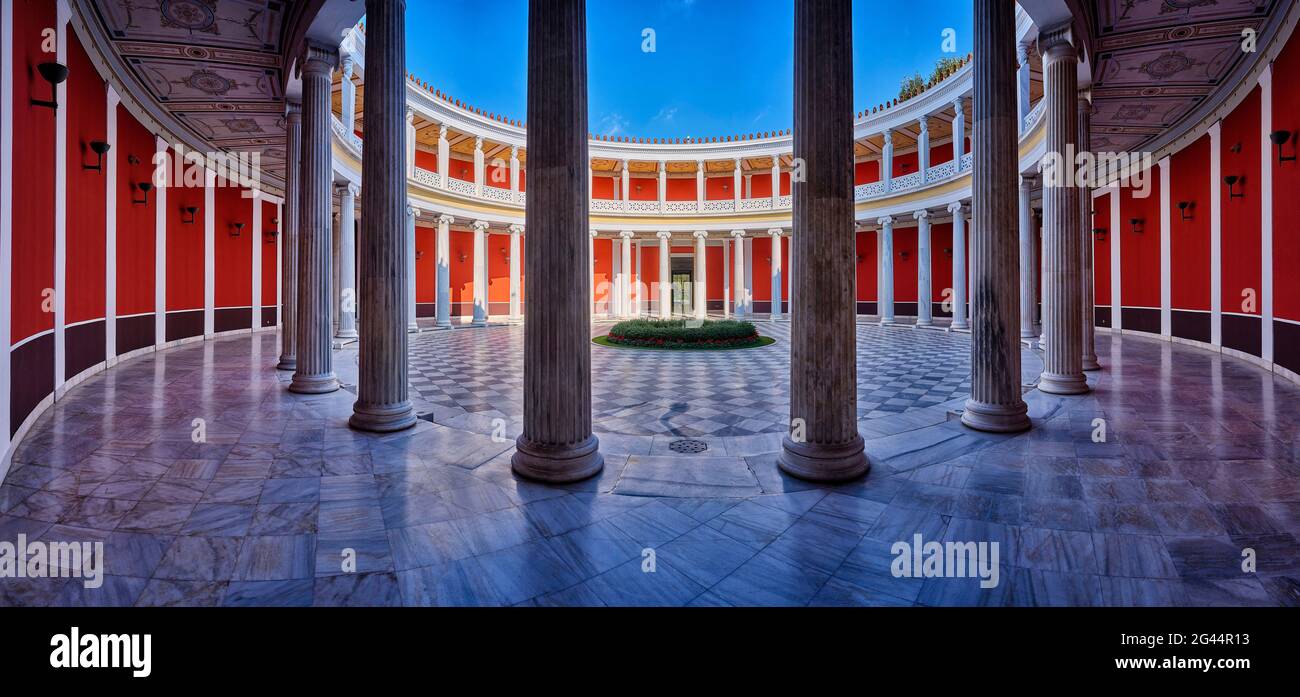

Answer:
[1222,314,1262,358]
[10,334,53,437]
[1275,321,1300,376]
[165,311,204,342]
[1095,307,1112,328]
[1121,307,1161,334]
[115,315,155,355]
[65,321,106,380]
[261,307,278,328]
[214,308,252,333]
[1171,310,1211,344]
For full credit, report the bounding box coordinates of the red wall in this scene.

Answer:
[165,149,205,312]
[65,32,106,325]
[931,222,954,304]
[665,177,693,201]
[855,160,880,185]
[932,141,954,166]
[213,181,252,308]
[415,149,436,172]
[1221,87,1262,318]
[1275,37,1300,322]
[449,229,473,313]
[592,175,614,199]
[260,202,278,307]
[706,245,724,300]
[856,230,877,302]
[11,0,56,343]
[415,225,435,303]
[115,106,155,315]
[1093,192,1111,306]
[593,238,612,307]
[893,226,918,302]
[752,237,771,302]
[1169,135,1212,311]
[1119,170,1162,308]
[489,234,510,303]
[893,151,918,178]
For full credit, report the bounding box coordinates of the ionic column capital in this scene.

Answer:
[947,201,964,215]
[334,181,358,198]
[876,215,894,227]
[299,40,339,75]
[693,230,709,240]
[508,223,524,234]
[768,228,783,237]
[1019,173,1038,189]
[656,230,672,241]
[437,214,455,226]
[472,219,490,232]
[730,229,746,239]
[589,228,599,238]
[913,210,930,221]
[882,129,893,145]
[619,230,635,239]
[1039,23,1077,61]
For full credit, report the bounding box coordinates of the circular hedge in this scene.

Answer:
[598,319,772,350]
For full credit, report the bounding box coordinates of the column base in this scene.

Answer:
[1039,371,1090,395]
[1082,356,1102,371]
[275,357,296,371]
[879,317,897,326]
[289,373,340,394]
[916,319,934,328]
[334,329,358,340]
[508,315,523,324]
[778,435,869,483]
[512,434,604,483]
[961,398,1031,433]
[349,400,417,433]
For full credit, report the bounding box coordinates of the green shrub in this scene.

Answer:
[605,318,762,348]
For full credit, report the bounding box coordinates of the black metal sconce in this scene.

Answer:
[132,182,153,205]
[458,251,467,263]
[944,247,953,258]
[416,250,425,261]
[500,247,509,260]
[1129,218,1144,235]
[182,206,198,224]
[127,155,140,166]
[84,141,111,172]
[1177,201,1193,221]
[1092,228,1107,242]
[230,222,244,238]
[899,250,910,260]
[31,62,68,110]
[1271,130,1295,164]
[264,231,278,244]
[1229,142,1242,154]
[1224,175,1244,199]
[855,255,863,263]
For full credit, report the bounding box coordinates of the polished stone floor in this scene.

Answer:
[0,323,1297,606]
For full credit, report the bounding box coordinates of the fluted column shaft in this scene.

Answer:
[435,214,453,328]
[406,204,419,332]
[731,231,747,316]
[949,202,969,329]
[513,0,602,483]
[769,229,783,320]
[693,231,708,319]
[509,224,523,322]
[1019,175,1038,339]
[619,231,633,318]
[1039,27,1089,395]
[916,211,933,326]
[472,221,489,326]
[290,43,340,394]
[276,101,301,370]
[779,0,867,482]
[1079,94,1101,370]
[657,232,671,317]
[878,217,895,324]
[350,0,414,431]
[961,0,1030,432]
[335,183,358,340]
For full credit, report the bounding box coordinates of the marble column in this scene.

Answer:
[949,202,969,330]
[770,159,781,209]
[509,224,523,322]
[693,231,708,320]
[340,54,356,135]
[513,0,602,483]
[350,0,415,432]
[882,129,894,190]
[1079,93,1101,371]
[1038,25,1089,395]
[656,231,671,317]
[915,210,933,326]
[952,98,966,163]
[406,203,419,333]
[1017,42,1033,130]
[657,162,666,213]
[332,211,341,333]
[733,159,742,211]
[780,0,867,482]
[472,220,489,326]
[276,100,302,371]
[961,0,1030,432]
[918,118,931,183]
[878,216,896,324]
[290,42,340,395]
[334,182,359,341]
[510,146,521,193]
[695,161,704,212]
[1019,174,1038,341]
[769,228,783,320]
[731,230,747,316]
[619,231,634,318]
[435,214,453,328]
[405,108,416,179]
[473,136,484,196]
[588,229,597,315]
[436,125,450,186]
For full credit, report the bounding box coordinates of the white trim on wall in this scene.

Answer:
[276,202,282,327]
[1260,63,1274,363]
[1159,156,1171,337]
[1108,184,1121,330]
[154,135,167,346]
[203,169,214,338]
[252,194,261,329]
[1209,121,1223,347]
[53,1,68,392]
[105,86,119,362]
[1,0,14,471]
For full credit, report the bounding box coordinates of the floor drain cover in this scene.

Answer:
[668,438,709,454]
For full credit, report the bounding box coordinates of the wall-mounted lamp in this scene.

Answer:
[182,206,198,224]
[500,247,509,260]
[31,62,68,110]
[229,222,244,238]
[1129,218,1144,235]
[127,154,140,166]
[1229,142,1242,154]
[1224,175,1243,199]
[1177,201,1193,221]
[265,218,279,243]
[132,182,153,205]
[1271,130,1295,164]
[899,250,910,260]
[458,251,467,263]
[944,247,953,258]
[1092,228,1107,242]
[84,141,111,172]
[722,183,730,192]
[415,250,425,261]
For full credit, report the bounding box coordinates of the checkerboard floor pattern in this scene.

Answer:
[405,321,972,437]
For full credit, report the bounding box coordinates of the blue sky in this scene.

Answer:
[404,0,973,139]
